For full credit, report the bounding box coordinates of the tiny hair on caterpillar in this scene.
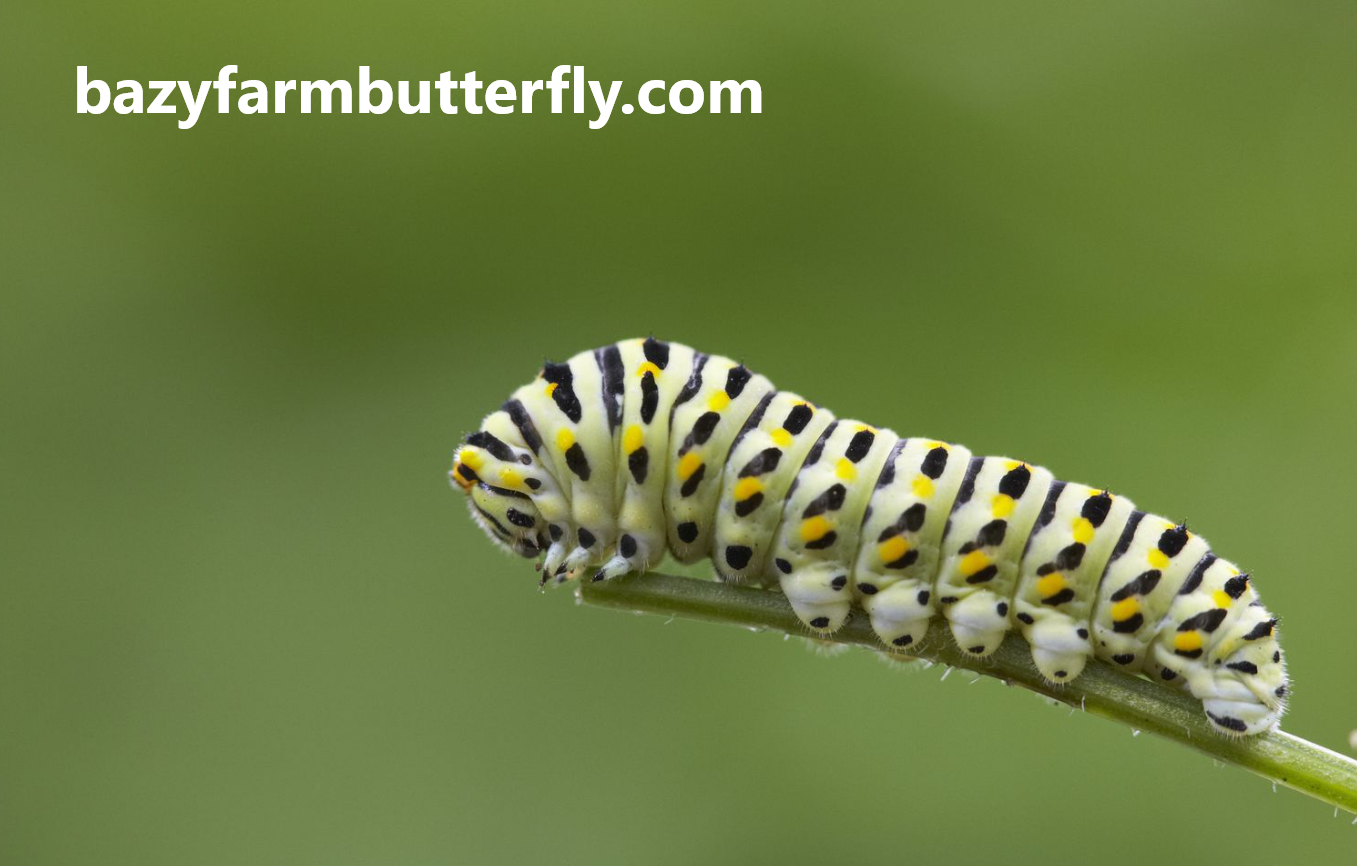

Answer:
[449,338,1287,737]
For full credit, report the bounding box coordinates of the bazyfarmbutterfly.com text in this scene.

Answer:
[76,65,762,131]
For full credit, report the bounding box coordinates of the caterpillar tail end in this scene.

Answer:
[1194,676,1285,737]
[1203,698,1282,737]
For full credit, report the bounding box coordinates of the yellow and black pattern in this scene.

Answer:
[450,339,1288,736]
[1013,482,1136,684]
[1093,515,1211,672]
[663,353,775,563]
[852,438,973,650]
[713,390,835,584]
[769,420,896,633]
[593,339,697,581]
[934,457,1056,658]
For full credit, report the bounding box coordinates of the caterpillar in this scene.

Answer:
[450,338,1288,736]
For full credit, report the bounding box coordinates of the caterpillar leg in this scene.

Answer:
[591,554,638,582]
[563,544,595,576]
[861,581,934,649]
[541,542,570,581]
[590,477,663,582]
[946,593,1011,657]
[589,528,661,582]
[1025,619,1090,683]
[779,564,851,633]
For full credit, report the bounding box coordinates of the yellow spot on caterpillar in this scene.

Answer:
[835,458,856,481]
[545,382,558,397]
[1071,517,1095,545]
[771,428,793,448]
[800,515,832,543]
[636,361,661,379]
[912,475,935,498]
[991,494,1015,518]
[623,425,644,453]
[1111,597,1140,622]
[556,429,575,452]
[878,536,910,563]
[1175,631,1203,653]
[677,452,702,481]
[1005,460,1021,471]
[1036,573,1066,599]
[856,423,876,433]
[734,477,763,501]
[499,469,523,489]
[1148,549,1170,569]
[926,441,947,450]
[959,549,991,578]
[708,391,731,411]
[1212,590,1233,608]
[458,449,484,471]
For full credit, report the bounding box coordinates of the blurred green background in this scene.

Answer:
[6,2,1357,863]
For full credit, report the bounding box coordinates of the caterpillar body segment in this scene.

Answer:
[1013,482,1136,684]
[664,354,775,564]
[1093,515,1211,674]
[851,438,972,651]
[713,390,836,585]
[770,420,897,634]
[503,351,619,576]
[597,339,697,581]
[935,457,1056,658]
[451,338,1288,736]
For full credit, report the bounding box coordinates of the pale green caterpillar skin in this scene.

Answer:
[451,339,1288,736]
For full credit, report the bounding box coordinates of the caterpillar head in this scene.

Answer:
[451,433,548,559]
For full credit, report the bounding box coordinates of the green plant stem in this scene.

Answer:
[579,571,1357,814]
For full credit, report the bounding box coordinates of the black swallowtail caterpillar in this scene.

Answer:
[450,338,1287,736]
